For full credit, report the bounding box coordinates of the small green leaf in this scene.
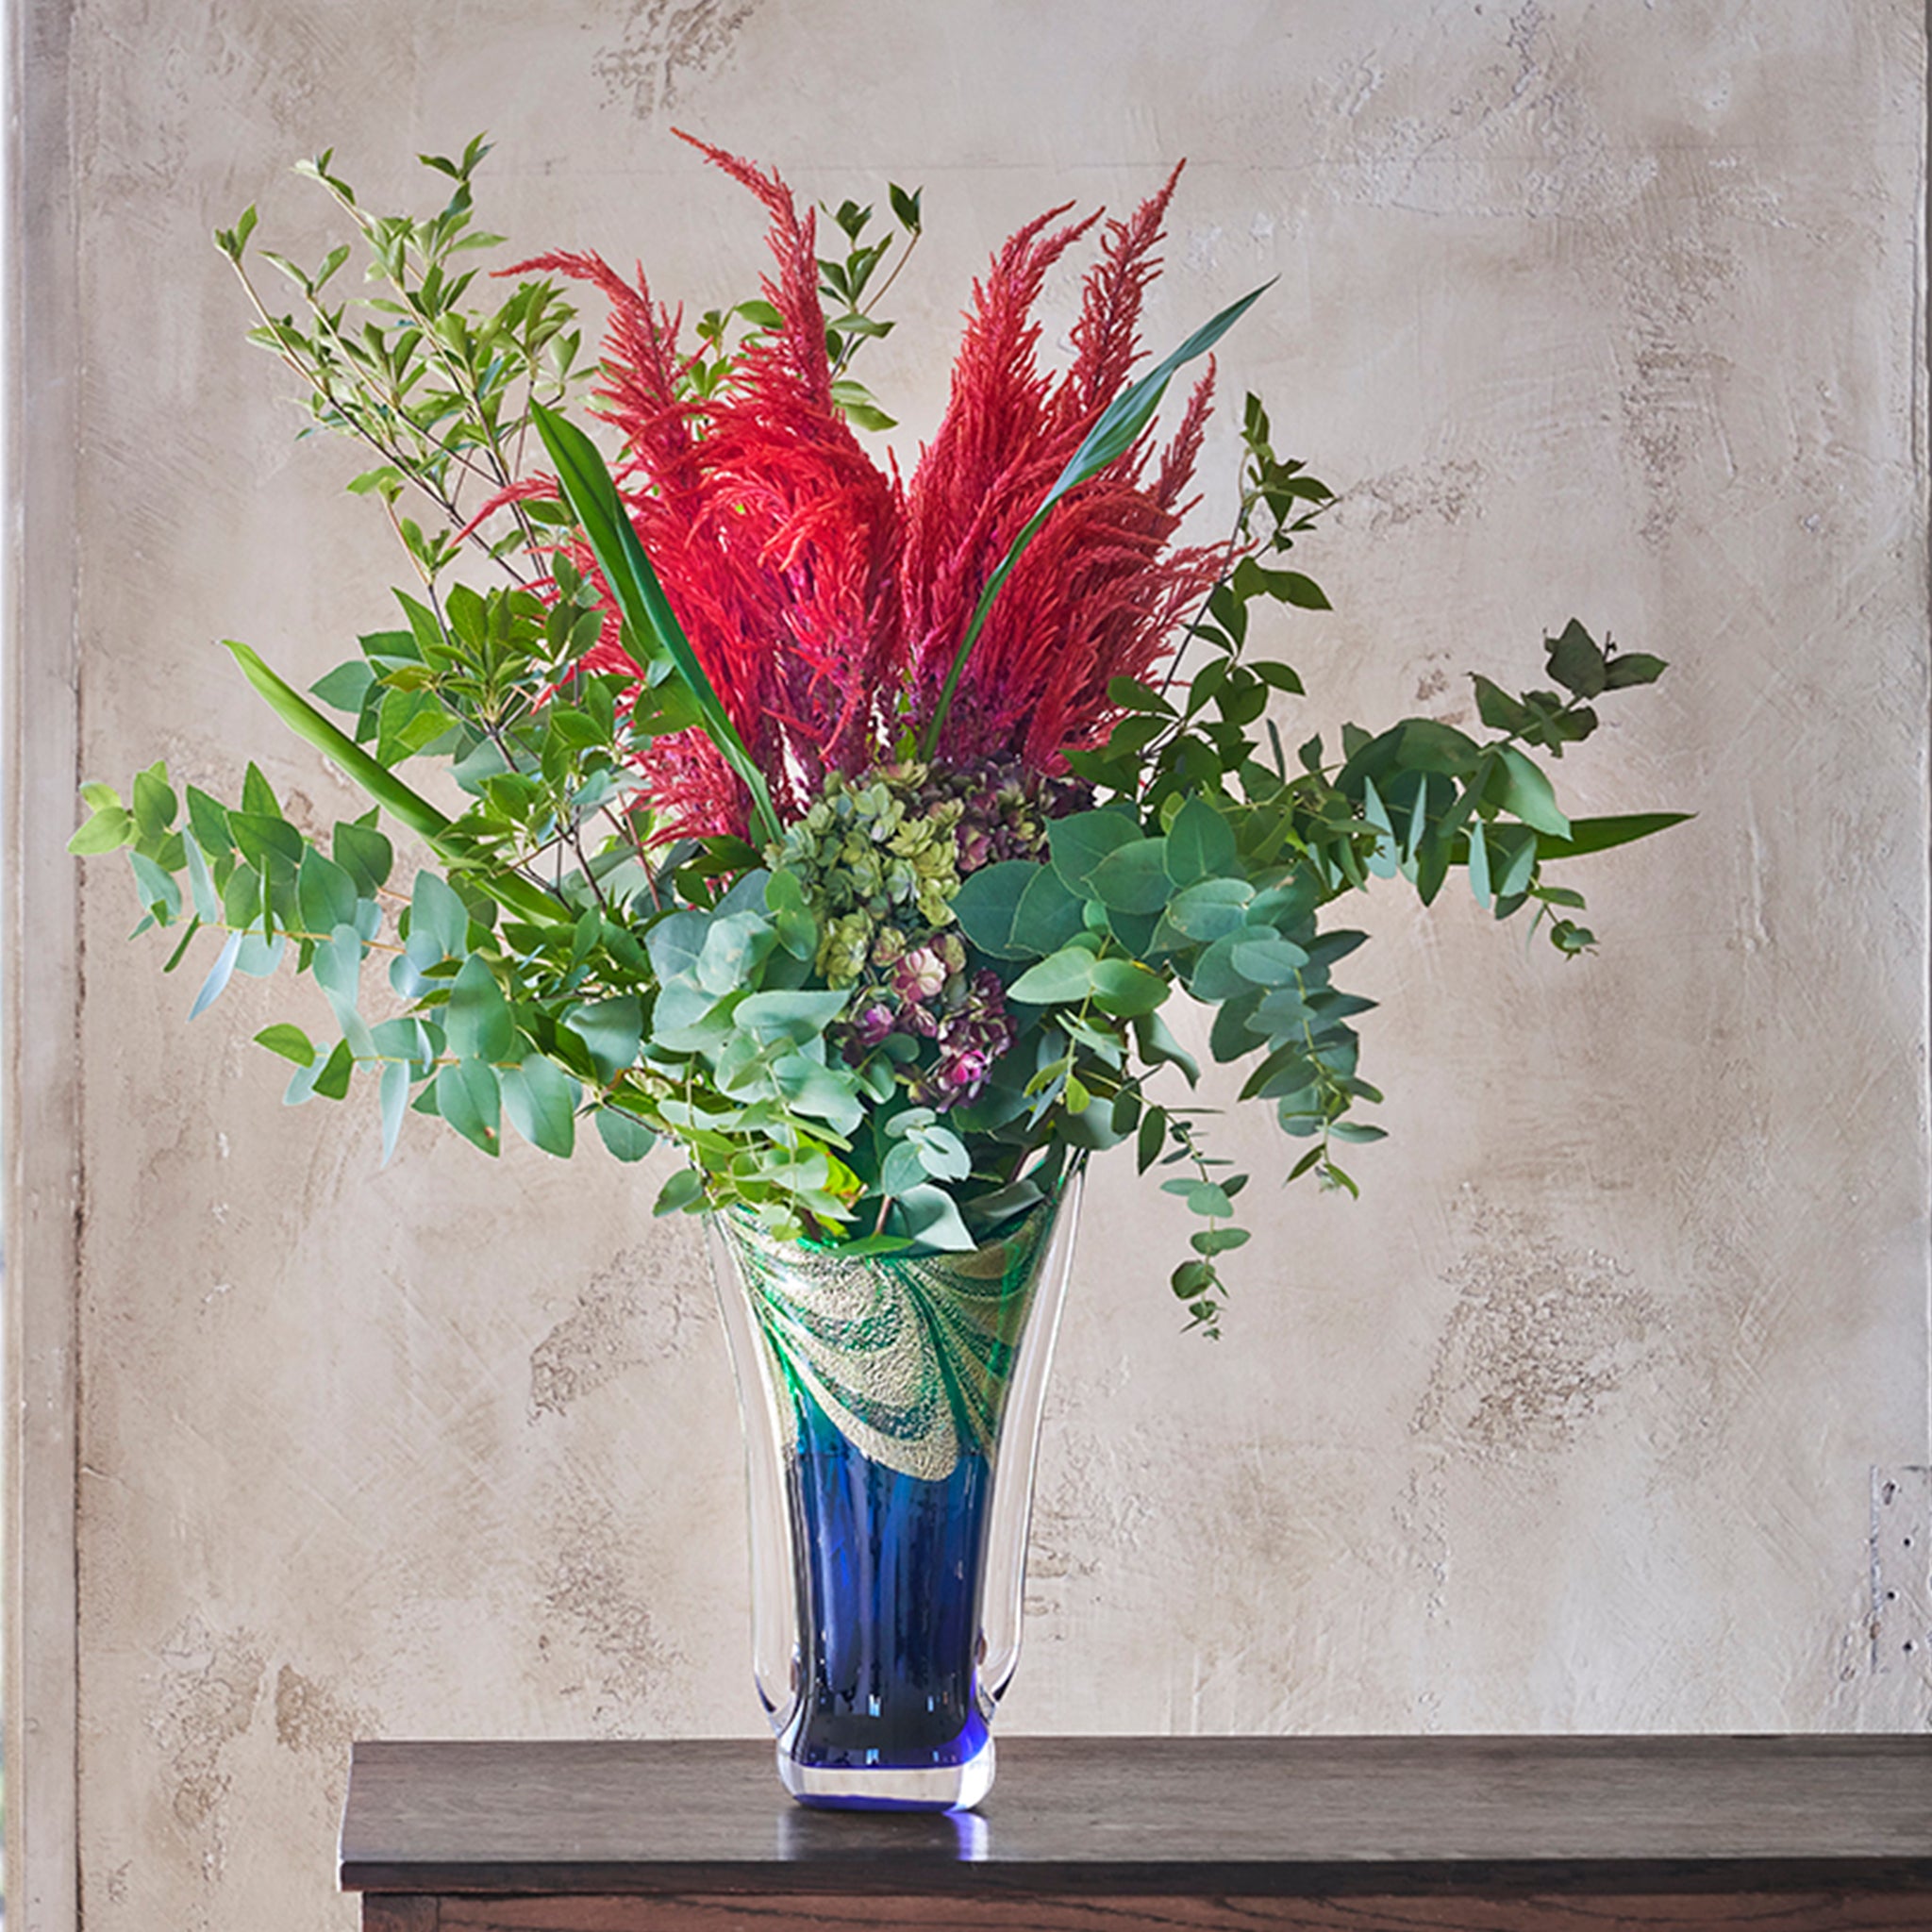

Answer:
[1171,1259,1214,1298]
[335,821,394,895]
[68,807,133,855]
[1604,651,1668,690]
[1167,877,1255,941]
[1472,674,1531,734]
[1492,746,1571,838]
[1468,815,1492,909]
[1546,619,1607,698]
[654,1167,705,1215]
[1137,1105,1169,1174]
[229,811,302,870]
[379,1059,409,1165]
[311,1038,356,1103]
[1133,1010,1200,1085]
[188,931,242,1018]
[1049,809,1141,897]
[297,848,358,936]
[182,838,220,922]
[132,766,178,840]
[951,860,1039,959]
[897,1183,975,1252]
[736,990,849,1044]
[1088,957,1169,1017]
[255,1023,316,1067]
[311,659,377,714]
[408,869,470,966]
[186,787,233,855]
[565,996,643,1083]
[129,852,182,923]
[1229,936,1308,986]
[1274,572,1330,610]
[1012,866,1086,958]
[1191,1225,1251,1256]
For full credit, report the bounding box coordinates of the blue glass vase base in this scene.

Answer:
[777,1734,995,1812]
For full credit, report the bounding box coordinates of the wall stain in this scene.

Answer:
[149,1614,265,1877]
[529,1235,707,1418]
[1314,3,1656,221]
[1412,1195,1663,1457]
[1613,230,1736,544]
[593,0,762,121]
[539,1488,682,1734]
[1347,458,1486,536]
[272,1660,367,1757]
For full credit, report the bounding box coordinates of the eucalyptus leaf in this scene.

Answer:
[564,996,643,1083]
[502,1057,578,1158]
[67,808,132,856]
[896,1182,976,1253]
[1164,796,1237,885]
[1493,745,1571,839]
[1087,839,1174,915]
[189,931,243,1019]
[595,1107,658,1163]
[949,859,1038,958]
[444,954,515,1062]
[254,1022,316,1067]
[436,1057,501,1154]
[1048,810,1141,897]
[1088,957,1169,1017]
[1008,946,1098,1006]
[379,1059,409,1165]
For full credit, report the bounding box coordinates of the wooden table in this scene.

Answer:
[339,1735,1932,1930]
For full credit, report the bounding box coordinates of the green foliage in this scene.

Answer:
[217,137,586,589]
[64,143,1689,1338]
[815,179,923,427]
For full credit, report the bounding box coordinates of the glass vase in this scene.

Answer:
[706,1173,1082,1811]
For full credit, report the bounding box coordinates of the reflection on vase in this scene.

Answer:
[708,1173,1082,1810]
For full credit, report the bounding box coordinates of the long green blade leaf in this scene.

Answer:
[223,641,569,927]
[530,401,782,847]
[920,277,1275,760]
[1535,811,1693,860]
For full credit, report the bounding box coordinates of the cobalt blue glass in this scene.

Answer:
[707,1175,1082,1809]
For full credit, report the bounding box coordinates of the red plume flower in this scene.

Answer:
[503,147,1230,838]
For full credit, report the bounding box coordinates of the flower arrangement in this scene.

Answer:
[71,136,1681,1332]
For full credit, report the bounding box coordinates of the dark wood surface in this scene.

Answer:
[341,1734,1932,1902]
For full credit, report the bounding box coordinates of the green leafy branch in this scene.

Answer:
[215,135,587,586]
[816,181,924,428]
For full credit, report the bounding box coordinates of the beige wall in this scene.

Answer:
[8,1,1928,1925]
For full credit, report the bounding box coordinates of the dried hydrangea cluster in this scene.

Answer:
[769,760,1089,1110]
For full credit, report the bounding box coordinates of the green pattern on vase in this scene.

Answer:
[722,1205,1054,1481]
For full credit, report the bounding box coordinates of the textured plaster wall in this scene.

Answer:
[31,0,1929,1925]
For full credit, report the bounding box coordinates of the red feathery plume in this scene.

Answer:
[900,165,1227,768]
[506,138,904,837]
[500,151,1233,835]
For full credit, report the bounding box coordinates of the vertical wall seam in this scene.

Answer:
[1922,0,1931,1464]
[6,0,84,1926]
